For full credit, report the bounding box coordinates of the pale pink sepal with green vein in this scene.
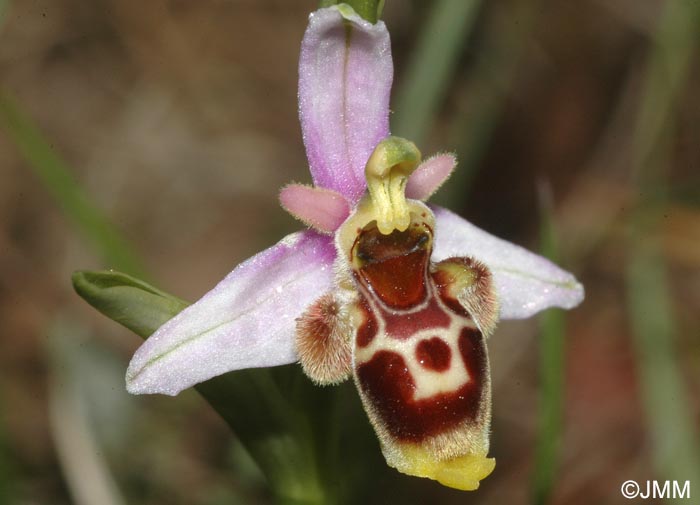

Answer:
[126,231,335,395]
[298,5,393,203]
[432,206,584,319]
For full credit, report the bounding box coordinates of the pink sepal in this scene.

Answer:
[432,206,584,319]
[298,6,393,203]
[126,231,336,396]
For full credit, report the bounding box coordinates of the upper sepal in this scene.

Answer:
[299,5,393,203]
[126,230,337,396]
[432,206,584,319]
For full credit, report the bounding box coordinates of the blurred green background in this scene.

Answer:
[0,0,698,504]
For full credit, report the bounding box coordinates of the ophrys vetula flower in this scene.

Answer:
[126,5,584,491]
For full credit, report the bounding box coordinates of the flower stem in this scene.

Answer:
[318,0,384,23]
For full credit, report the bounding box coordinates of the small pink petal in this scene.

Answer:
[432,206,584,319]
[406,153,456,201]
[299,6,393,203]
[279,184,351,233]
[126,231,336,396]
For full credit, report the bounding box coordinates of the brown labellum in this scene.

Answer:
[347,213,498,485]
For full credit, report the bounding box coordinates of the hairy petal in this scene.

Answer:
[126,231,336,395]
[432,206,584,319]
[299,5,393,203]
[279,184,350,233]
[405,154,456,201]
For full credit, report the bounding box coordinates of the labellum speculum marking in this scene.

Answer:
[296,137,500,490]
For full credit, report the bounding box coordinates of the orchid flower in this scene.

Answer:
[125,5,583,492]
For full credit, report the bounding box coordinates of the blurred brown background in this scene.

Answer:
[1,0,698,504]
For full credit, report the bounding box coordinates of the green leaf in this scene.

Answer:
[72,270,333,504]
[72,271,188,337]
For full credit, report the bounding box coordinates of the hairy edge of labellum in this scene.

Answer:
[433,257,499,337]
[295,293,352,385]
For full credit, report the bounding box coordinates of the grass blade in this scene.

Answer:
[437,0,539,208]
[627,233,700,491]
[0,0,8,23]
[627,0,700,496]
[531,183,566,505]
[0,91,145,277]
[392,0,483,145]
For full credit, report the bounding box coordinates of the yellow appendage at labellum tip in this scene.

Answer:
[396,445,496,490]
